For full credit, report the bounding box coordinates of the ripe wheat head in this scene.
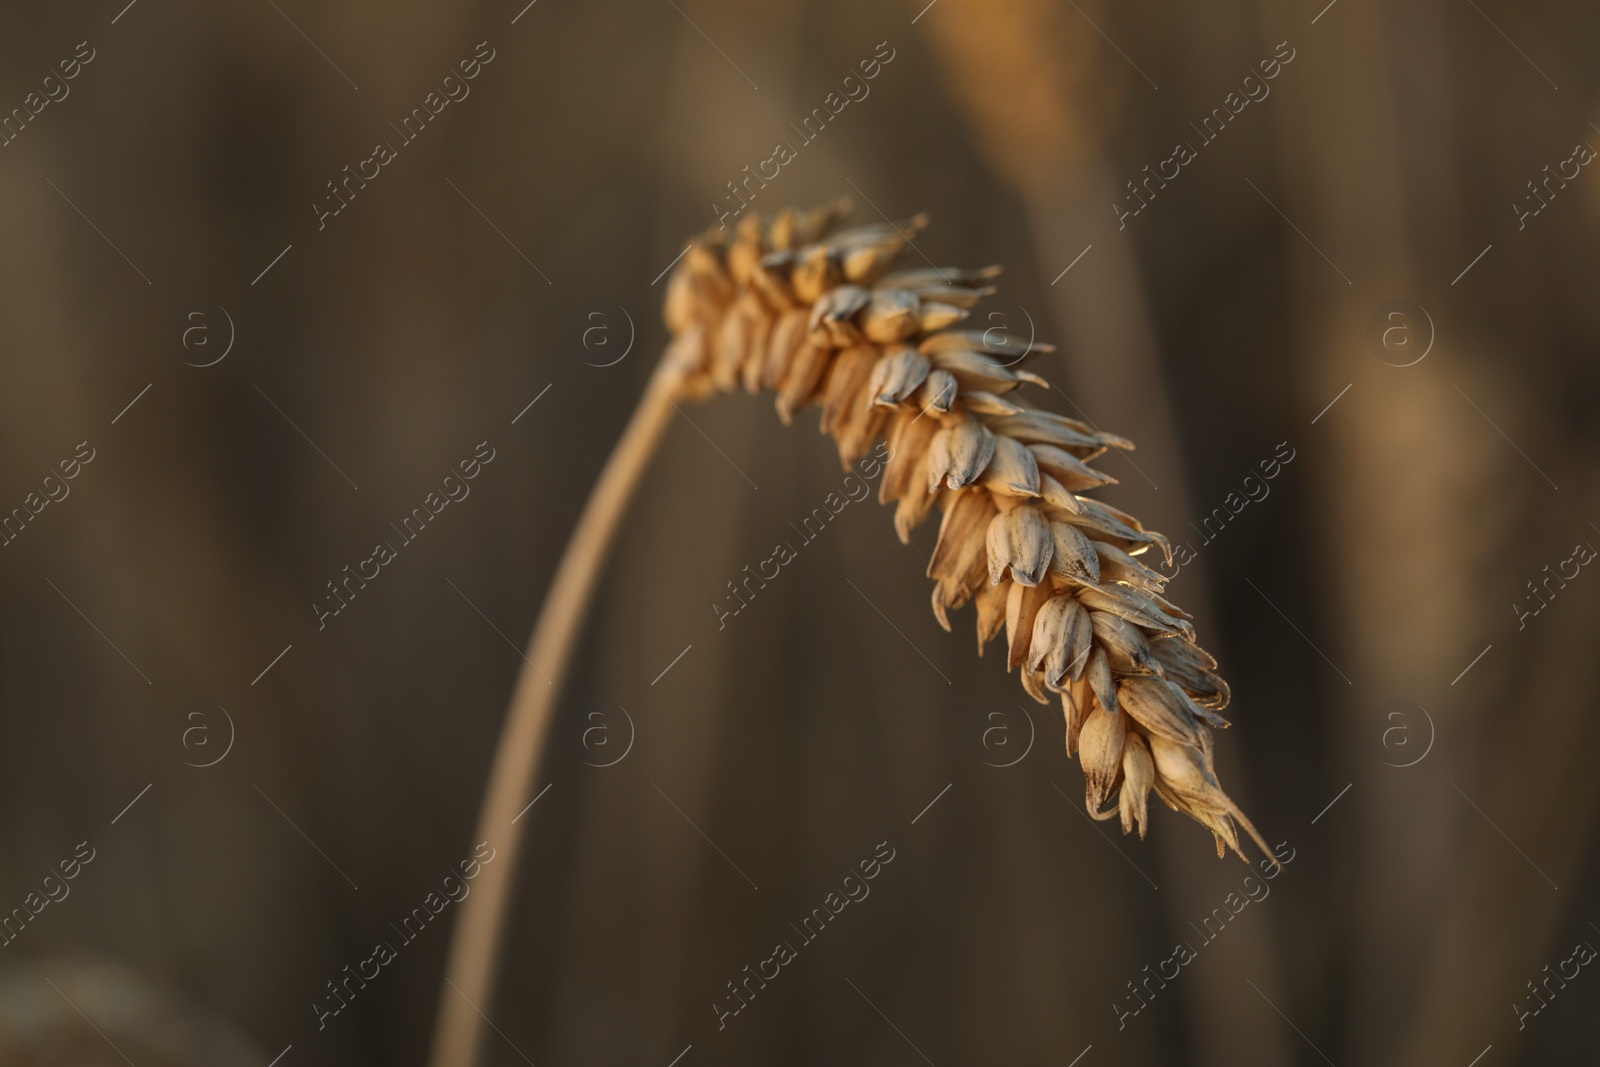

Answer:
[659,199,1270,862]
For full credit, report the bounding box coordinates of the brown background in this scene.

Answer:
[1,0,1597,1064]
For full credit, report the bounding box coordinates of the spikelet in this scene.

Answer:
[660,200,1271,864]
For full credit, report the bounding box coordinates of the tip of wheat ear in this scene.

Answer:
[660,200,1269,864]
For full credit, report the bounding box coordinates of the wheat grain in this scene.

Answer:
[661,199,1270,863]
[428,197,1275,1067]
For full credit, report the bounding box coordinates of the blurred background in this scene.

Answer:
[1,0,1598,1063]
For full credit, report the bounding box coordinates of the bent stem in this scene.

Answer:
[428,364,680,1067]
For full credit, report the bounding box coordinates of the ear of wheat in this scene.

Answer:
[428,197,1270,1067]
[660,200,1269,861]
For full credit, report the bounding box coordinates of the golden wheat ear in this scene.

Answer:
[663,201,1265,863]
[428,199,1270,1067]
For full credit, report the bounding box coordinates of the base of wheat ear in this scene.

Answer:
[659,198,1270,862]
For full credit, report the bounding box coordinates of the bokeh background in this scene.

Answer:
[2,0,1598,1063]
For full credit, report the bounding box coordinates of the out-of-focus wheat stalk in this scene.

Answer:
[429,200,1271,1067]
[427,373,677,1067]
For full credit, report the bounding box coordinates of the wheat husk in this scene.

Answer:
[661,200,1268,863]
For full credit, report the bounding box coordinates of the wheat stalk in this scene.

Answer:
[429,199,1269,1067]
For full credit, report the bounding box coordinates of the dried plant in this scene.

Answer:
[430,199,1269,1067]
[660,199,1269,858]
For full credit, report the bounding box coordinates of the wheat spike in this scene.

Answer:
[659,199,1271,864]
[428,199,1273,1067]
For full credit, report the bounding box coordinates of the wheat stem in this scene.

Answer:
[429,195,1266,1061]
[427,367,678,1067]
